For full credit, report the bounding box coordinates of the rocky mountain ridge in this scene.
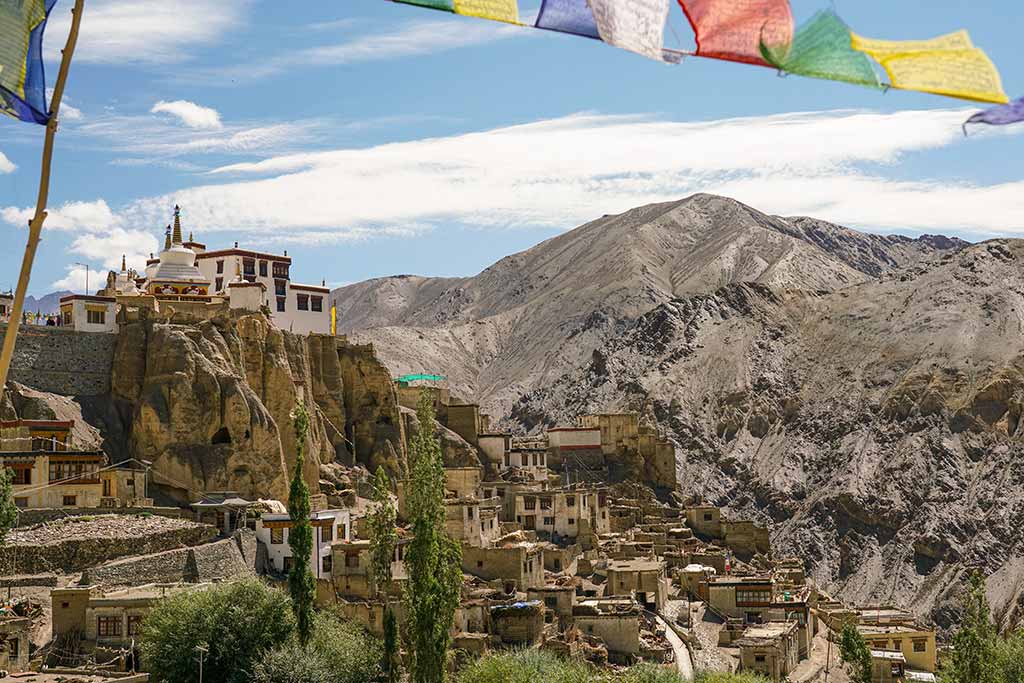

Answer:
[333,193,1021,629]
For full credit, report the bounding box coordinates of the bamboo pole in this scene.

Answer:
[0,0,85,408]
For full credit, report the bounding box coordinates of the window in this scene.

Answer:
[913,640,927,653]
[7,638,18,657]
[704,513,713,521]
[321,524,334,542]
[243,259,255,275]
[553,558,561,570]
[215,277,223,291]
[543,517,554,526]
[736,588,771,606]
[276,297,286,312]
[477,560,484,568]
[322,555,332,574]
[754,655,766,663]
[62,311,72,325]
[49,459,100,483]
[11,467,30,485]
[504,454,510,467]
[216,260,224,274]
[311,296,323,312]
[297,294,309,311]
[544,597,558,608]
[283,557,293,572]
[566,495,575,507]
[128,615,144,635]
[14,497,27,508]
[259,261,268,277]
[98,616,122,637]
[523,497,536,511]
[273,262,289,278]
[62,495,77,507]
[275,280,286,296]
[345,552,360,568]
[466,506,474,520]
[540,498,552,510]
[270,527,284,544]
[32,436,55,451]
[87,309,105,325]
[568,518,575,525]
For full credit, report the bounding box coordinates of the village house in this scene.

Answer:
[489,601,546,646]
[707,576,774,623]
[503,445,548,481]
[546,425,604,473]
[604,558,671,612]
[735,621,801,681]
[58,294,117,333]
[445,496,500,548]
[477,432,512,473]
[512,487,610,542]
[255,508,350,579]
[1,418,109,509]
[190,491,255,536]
[527,585,578,629]
[685,504,723,539]
[0,615,30,674]
[332,537,410,599]
[858,619,937,673]
[0,290,12,320]
[572,597,642,662]
[462,542,545,592]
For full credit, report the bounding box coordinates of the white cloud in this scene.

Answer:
[151,100,223,130]
[1,199,121,232]
[60,102,83,121]
[6,109,1024,250]
[51,265,92,292]
[197,18,526,82]
[0,151,16,174]
[45,0,249,64]
[69,228,159,269]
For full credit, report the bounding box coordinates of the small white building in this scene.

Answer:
[256,509,351,579]
[504,447,547,481]
[58,295,117,333]
[0,291,13,321]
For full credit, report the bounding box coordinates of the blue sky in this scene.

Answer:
[0,0,1021,295]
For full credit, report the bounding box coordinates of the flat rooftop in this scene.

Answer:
[608,559,665,572]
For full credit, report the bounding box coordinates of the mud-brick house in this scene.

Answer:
[858,620,937,674]
[0,616,30,673]
[685,504,722,539]
[707,576,774,623]
[572,597,641,663]
[462,542,545,592]
[445,496,500,548]
[490,601,546,646]
[604,559,671,612]
[331,537,409,600]
[736,621,801,682]
[527,585,578,629]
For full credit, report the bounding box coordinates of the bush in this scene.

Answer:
[140,578,295,683]
[694,672,771,683]
[456,649,689,683]
[251,610,383,683]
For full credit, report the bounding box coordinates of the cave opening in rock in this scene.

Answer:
[211,427,232,445]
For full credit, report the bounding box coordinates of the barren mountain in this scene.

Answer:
[334,194,964,417]
[333,193,1024,628]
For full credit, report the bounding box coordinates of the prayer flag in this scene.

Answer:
[394,0,455,11]
[760,10,882,90]
[586,0,670,61]
[963,96,1024,134]
[851,30,1008,104]
[0,0,58,125]
[677,0,793,67]
[536,0,600,39]
[454,0,519,24]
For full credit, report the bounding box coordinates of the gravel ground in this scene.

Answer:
[7,514,208,546]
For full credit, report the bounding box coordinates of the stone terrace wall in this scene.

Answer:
[0,323,116,395]
[82,530,256,587]
[14,507,190,528]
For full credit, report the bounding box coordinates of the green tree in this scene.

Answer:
[838,620,873,683]
[993,628,1024,683]
[140,578,294,683]
[369,466,401,683]
[251,610,383,683]
[288,399,316,647]
[945,571,998,683]
[0,466,17,544]
[405,389,463,683]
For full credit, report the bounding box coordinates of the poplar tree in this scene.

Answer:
[405,390,462,683]
[838,621,872,683]
[0,467,17,544]
[288,399,315,647]
[369,466,400,683]
[946,571,998,683]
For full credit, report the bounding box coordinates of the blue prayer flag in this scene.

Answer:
[964,96,1024,134]
[0,0,59,125]
[535,0,599,39]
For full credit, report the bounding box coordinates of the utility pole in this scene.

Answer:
[73,262,89,294]
[195,643,208,683]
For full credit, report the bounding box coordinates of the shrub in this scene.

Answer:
[456,649,690,683]
[694,672,771,683]
[140,578,295,683]
[251,610,382,683]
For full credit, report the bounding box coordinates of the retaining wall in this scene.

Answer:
[0,322,116,395]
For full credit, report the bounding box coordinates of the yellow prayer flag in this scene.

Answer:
[850,29,973,56]
[851,30,1008,104]
[453,0,520,24]
[330,303,337,336]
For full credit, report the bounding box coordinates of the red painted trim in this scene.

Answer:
[59,295,115,303]
[195,249,291,263]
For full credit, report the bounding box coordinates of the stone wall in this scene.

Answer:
[14,507,189,528]
[81,530,256,586]
[0,323,116,395]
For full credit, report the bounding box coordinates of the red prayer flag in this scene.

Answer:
[678,0,793,67]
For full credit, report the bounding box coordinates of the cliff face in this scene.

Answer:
[108,313,409,503]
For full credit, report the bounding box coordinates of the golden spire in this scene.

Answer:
[164,225,171,250]
[172,205,183,245]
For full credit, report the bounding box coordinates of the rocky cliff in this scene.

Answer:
[334,194,1023,630]
[2,310,410,504]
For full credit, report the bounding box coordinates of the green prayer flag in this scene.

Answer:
[393,0,455,11]
[760,10,882,90]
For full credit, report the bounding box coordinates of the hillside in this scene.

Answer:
[331,193,1024,628]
